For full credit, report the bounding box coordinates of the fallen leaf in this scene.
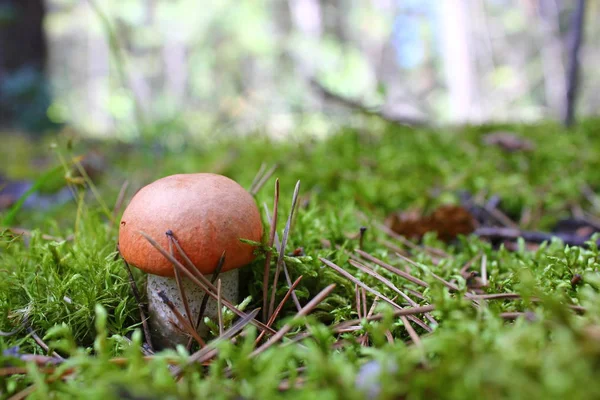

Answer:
[385,205,477,242]
[482,131,535,152]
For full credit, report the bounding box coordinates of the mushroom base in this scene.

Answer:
[147,269,239,349]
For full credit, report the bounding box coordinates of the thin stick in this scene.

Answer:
[111,180,129,223]
[120,252,154,352]
[170,237,224,326]
[488,207,519,229]
[361,287,367,318]
[217,279,223,336]
[480,254,488,286]
[359,226,367,250]
[27,328,64,360]
[471,293,521,300]
[158,292,206,347]
[266,206,303,311]
[281,262,302,311]
[349,258,422,307]
[251,284,336,357]
[186,251,225,351]
[469,292,587,313]
[405,288,426,301]
[349,259,432,333]
[431,272,461,292]
[320,258,405,311]
[6,228,69,242]
[349,259,436,325]
[459,253,481,277]
[167,232,195,331]
[333,305,436,332]
[263,179,280,321]
[289,304,436,345]
[0,317,28,337]
[355,284,362,319]
[475,226,598,248]
[249,163,267,192]
[400,315,421,346]
[140,232,275,335]
[356,249,429,288]
[8,385,37,400]
[367,296,380,317]
[255,275,303,344]
[376,238,410,257]
[269,180,301,318]
[251,164,277,196]
[172,308,260,378]
[500,312,534,320]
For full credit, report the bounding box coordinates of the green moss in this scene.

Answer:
[2,120,600,398]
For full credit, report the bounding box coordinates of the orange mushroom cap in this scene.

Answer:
[118,173,263,277]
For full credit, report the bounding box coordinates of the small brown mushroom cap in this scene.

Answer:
[118,173,263,277]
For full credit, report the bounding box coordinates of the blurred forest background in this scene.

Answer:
[0,0,597,141]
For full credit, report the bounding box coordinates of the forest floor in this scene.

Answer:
[2,120,600,399]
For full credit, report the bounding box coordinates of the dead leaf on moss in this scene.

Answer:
[385,205,477,242]
[482,131,535,152]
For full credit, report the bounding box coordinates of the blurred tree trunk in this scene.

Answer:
[439,0,480,123]
[0,0,46,73]
[537,0,566,117]
[563,0,586,126]
[0,0,48,127]
[288,0,324,111]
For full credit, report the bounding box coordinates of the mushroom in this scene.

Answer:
[118,173,263,348]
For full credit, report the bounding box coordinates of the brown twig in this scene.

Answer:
[263,179,280,322]
[172,308,260,378]
[0,317,28,337]
[356,249,429,288]
[251,165,277,196]
[355,284,362,319]
[119,250,154,352]
[6,227,71,242]
[8,384,37,400]
[480,254,488,287]
[269,180,301,319]
[359,226,367,250]
[500,312,535,321]
[484,201,519,229]
[27,328,64,360]
[320,258,405,311]
[251,284,336,357]
[111,180,129,225]
[255,275,304,345]
[170,237,224,325]
[475,226,598,247]
[333,305,436,332]
[459,253,481,277]
[167,232,195,334]
[249,163,267,192]
[265,205,303,312]
[217,279,223,336]
[157,291,206,347]
[282,261,303,312]
[348,258,436,326]
[332,258,431,336]
[140,231,275,335]
[186,251,225,351]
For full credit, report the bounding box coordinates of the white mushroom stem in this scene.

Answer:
[147,269,239,348]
